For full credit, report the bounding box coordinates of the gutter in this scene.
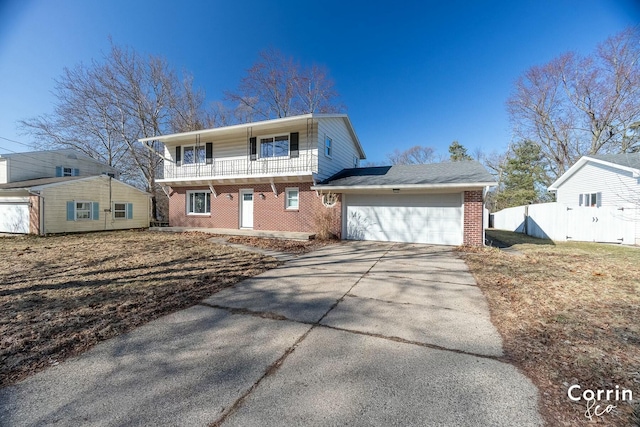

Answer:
[310,182,498,191]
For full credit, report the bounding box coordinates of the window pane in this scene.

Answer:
[287,190,299,209]
[196,146,206,163]
[184,147,194,164]
[188,192,210,214]
[274,137,289,157]
[261,138,273,158]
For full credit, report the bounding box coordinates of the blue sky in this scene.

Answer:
[1,0,639,163]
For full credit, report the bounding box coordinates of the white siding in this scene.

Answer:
[162,123,317,176]
[41,176,150,234]
[555,162,640,208]
[316,117,362,181]
[1,150,119,183]
[0,159,7,183]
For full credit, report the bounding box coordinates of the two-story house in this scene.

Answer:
[143,113,495,246]
[0,149,150,235]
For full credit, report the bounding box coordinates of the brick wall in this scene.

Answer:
[169,182,342,237]
[29,195,40,235]
[463,190,484,246]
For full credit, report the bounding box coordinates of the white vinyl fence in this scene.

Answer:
[492,202,639,245]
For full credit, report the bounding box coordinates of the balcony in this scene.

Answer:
[158,152,318,182]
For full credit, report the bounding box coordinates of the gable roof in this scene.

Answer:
[312,161,496,191]
[0,175,151,195]
[548,153,640,191]
[137,113,366,159]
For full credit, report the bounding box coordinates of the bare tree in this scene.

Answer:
[508,28,640,179]
[20,41,207,220]
[387,145,438,165]
[226,48,343,121]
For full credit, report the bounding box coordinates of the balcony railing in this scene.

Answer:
[159,152,318,181]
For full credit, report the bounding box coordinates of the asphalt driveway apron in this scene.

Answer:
[0,242,543,426]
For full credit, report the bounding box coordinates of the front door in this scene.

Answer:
[240,190,254,228]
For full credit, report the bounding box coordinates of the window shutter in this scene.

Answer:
[127,203,133,219]
[175,146,182,166]
[290,132,299,158]
[578,194,583,206]
[56,166,63,177]
[249,137,257,161]
[73,168,80,176]
[91,202,100,220]
[596,192,602,207]
[66,201,75,221]
[206,142,213,165]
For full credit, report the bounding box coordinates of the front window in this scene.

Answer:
[114,203,126,219]
[187,191,211,214]
[76,202,91,220]
[260,135,289,158]
[183,146,206,165]
[63,167,73,177]
[285,188,299,210]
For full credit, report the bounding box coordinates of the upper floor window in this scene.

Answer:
[579,192,601,207]
[56,166,79,177]
[260,135,289,158]
[325,136,332,158]
[183,146,206,165]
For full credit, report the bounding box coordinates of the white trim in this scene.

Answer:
[75,200,92,221]
[311,182,497,192]
[324,135,332,158]
[208,183,217,198]
[270,181,278,197]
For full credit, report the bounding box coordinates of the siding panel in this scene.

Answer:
[316,117,361,181]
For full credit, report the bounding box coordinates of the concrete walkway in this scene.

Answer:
[0,242,542,426]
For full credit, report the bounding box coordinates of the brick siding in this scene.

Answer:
[29,195,40,235]
[463,190,484,246]
[168,182,342,237]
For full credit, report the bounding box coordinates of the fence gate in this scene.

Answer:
[566,207,629,244]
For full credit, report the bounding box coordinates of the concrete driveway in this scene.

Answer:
[0,242,542,426]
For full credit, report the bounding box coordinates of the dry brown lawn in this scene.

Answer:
[460,230,640,426]
[0,230,279,387]
[226,235,335,254]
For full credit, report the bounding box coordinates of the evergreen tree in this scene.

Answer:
[495,140,551,210]
[449,141,472,161]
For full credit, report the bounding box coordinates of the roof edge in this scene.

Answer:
[549,156,640,191]
[311,182,497,191]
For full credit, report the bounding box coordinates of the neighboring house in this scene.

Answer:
[141,113,495,246]
[0,176,150,235]
[0,149,149,235]
[547,152,640,245]
[0,148,119,183]
[548,153,640,208]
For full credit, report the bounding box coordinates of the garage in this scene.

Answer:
[344,193,463,245]
[0,197,30,233]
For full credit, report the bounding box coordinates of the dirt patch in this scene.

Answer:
[0,230,279,388]
[225,235,336,254]
[459,231,640,426]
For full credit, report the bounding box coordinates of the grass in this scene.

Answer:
[0,230,279,388]
[225,235,336,254]
[461,230,640,426]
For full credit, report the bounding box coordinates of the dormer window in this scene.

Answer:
[260,135,289,158]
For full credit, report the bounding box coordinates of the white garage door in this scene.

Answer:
[0,199,30,233]
[345,193,463,245]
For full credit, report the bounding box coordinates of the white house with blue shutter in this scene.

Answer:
[0,149,149,235]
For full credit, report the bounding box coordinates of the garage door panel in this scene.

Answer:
[345,194,463,246]
[0,203,30,233]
